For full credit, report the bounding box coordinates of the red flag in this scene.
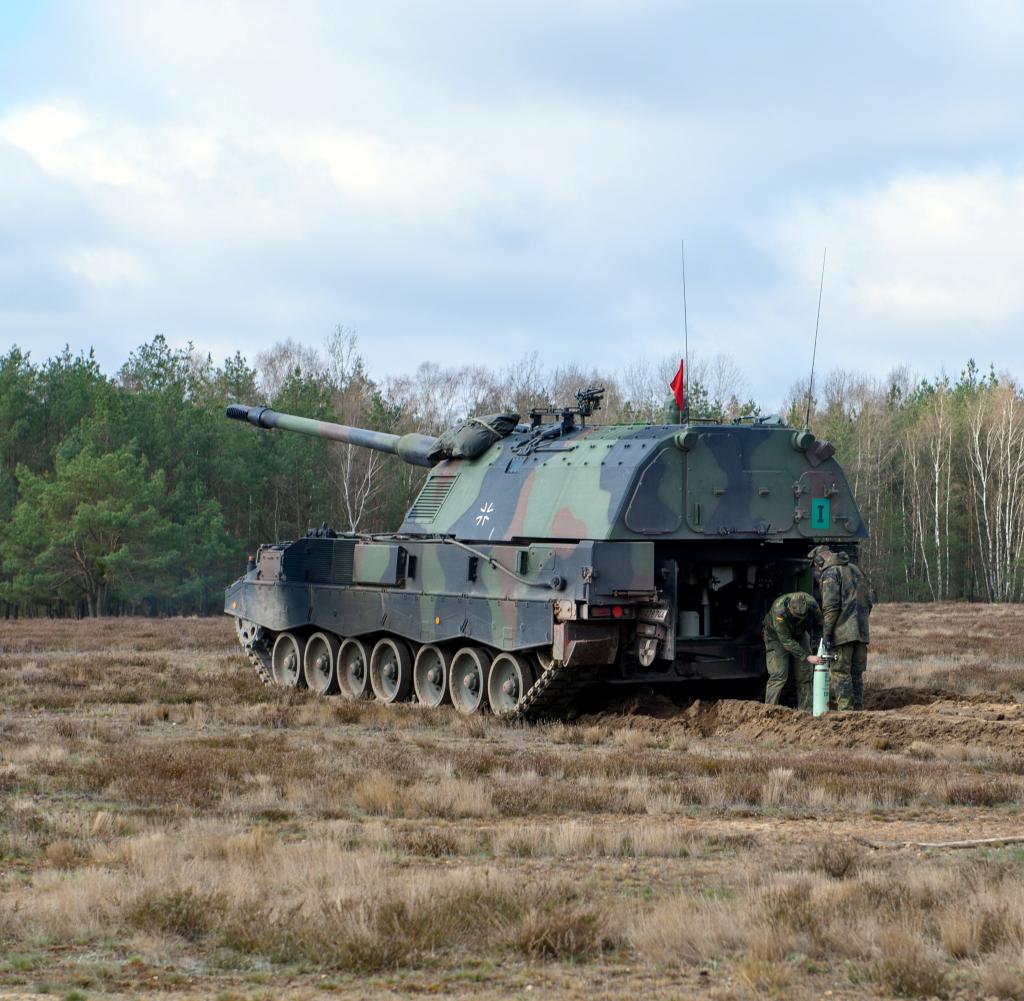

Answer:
[670,359,685,412]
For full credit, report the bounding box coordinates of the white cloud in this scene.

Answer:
[767,167,1024,323]
[62,246,145,287]
[744,166,1024,395]
[0,105,87,164]
[1,1,1024,401]
[0,103,145,189]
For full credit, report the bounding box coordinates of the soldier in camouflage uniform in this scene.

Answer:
[808,545,872,711]
[762,592,824,711]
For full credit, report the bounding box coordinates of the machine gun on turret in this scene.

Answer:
[527,384,605,430]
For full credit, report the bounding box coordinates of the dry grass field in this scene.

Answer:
[2,604,1024,1000]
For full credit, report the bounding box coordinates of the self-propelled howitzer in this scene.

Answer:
[224,391,867,719]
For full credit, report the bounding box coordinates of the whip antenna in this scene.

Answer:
[804,247,827,430]
[681,239,689,421]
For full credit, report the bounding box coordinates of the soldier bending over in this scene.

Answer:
[809,546,872,711]
[762,592,824,712]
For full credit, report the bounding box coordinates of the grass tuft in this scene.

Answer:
[126,887,225,942]
[981,956,1024,999]
[944,779,1019,806]
[352,772,401,816]
[512,901,615,961]
[397,828,463,857]
[813,841,860,879]
[874,927,948,998]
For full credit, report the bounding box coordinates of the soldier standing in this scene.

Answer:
[808,546,872,711]
[762,592,824,711]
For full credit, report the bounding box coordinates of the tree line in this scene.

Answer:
[0,328,1020,616]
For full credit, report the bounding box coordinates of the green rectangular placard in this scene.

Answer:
[810,498,831,530]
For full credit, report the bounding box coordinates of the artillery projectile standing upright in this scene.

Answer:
[224,388,866,719]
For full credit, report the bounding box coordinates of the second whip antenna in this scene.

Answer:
[805,247,827,431]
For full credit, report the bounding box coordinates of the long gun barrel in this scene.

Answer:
[226,404,442,468]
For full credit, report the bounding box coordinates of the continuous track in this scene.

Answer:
[236,618,273,686]
[233,617,596,721]
[506,660,601,722]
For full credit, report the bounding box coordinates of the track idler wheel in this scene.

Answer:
[487,652,536,717]
[271,633,305,688]
[534,648,556,676]
[449,646,493,715]
[369,637,414,704]
[413,644,452,708]
[303,632,340,695]
[337,638,372,700]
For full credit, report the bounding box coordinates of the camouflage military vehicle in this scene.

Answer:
[224,389,866,720]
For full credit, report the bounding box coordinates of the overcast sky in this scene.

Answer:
[2,1,1023,406]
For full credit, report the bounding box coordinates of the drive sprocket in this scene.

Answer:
[235,617,274,686]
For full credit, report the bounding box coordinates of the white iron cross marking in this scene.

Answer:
[475,501,495,526]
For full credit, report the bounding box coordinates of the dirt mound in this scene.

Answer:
[592,691,690,719]
[596,692,1024,754]
[659,700,1024,753]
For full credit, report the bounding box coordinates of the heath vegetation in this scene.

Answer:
[1,605,1023,998]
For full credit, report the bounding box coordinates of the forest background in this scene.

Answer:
[1,327,1021,617]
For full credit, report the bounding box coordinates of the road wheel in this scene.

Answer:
[487,652,536,717]
[337,638,372,700]
[449,646,493,715]
[271,632,304,688]
[303,632,340,695]
[369,637,414,704]
[413,644,452,708]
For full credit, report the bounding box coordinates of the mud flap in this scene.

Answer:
[553,622,619,667]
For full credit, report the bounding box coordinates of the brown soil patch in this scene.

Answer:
[595,694,1024,754]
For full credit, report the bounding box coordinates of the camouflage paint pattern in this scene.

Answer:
[401,422,865,545]
[224,401,869,692]
[227,535,654,658]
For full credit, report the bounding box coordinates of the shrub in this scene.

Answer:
[944,780,1019,807]
[125,888,224,942]
[813,841,860,879]
[981,956,1024,1000]
[512,902,614,961]
[53,719,80,741]
[629,894,749,966]
[398,828,461,857]
[43,839,81,869]
[548,723,585,745]
[352,773,401,816]
[874,927,948,998]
